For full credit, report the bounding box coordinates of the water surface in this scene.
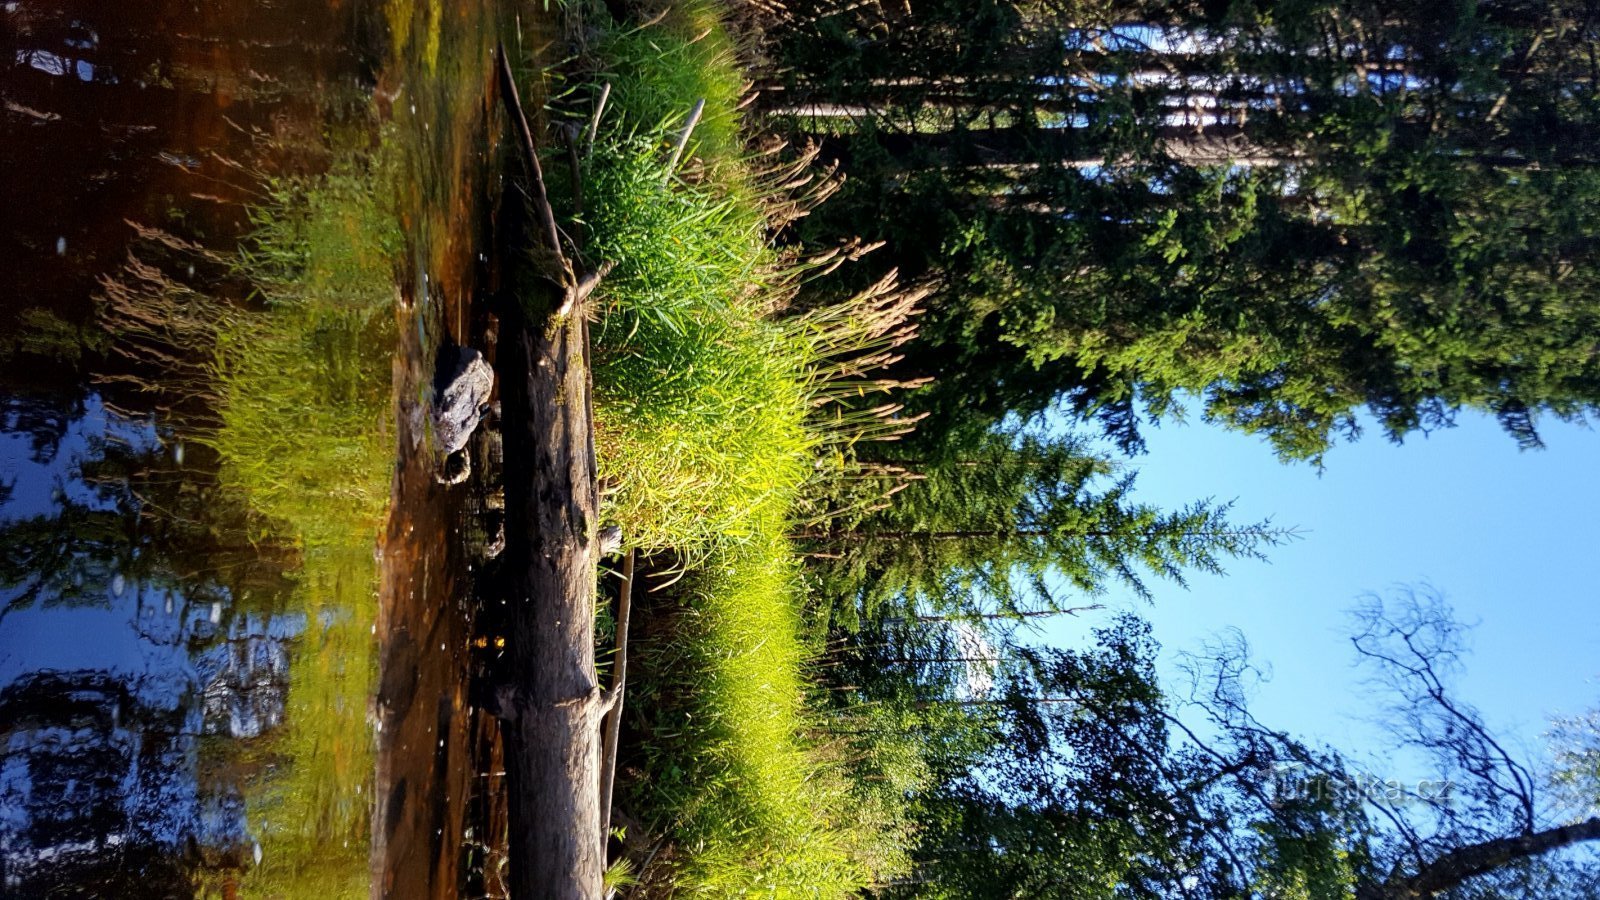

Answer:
[0,0,519,894]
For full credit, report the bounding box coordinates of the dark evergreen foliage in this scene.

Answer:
[769,0,1600,463]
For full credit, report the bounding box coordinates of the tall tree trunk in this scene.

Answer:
[793,526,1268,541]
[801,123,1278,172]
[795,115,1600,175]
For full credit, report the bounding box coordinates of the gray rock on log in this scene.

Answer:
[433,346,495,455]
[597,525,622,557]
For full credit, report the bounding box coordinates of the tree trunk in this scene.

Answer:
[1361,816,1600,900]
[800,123,1277,172]
[799,117,1600,176]
[496,290,608,900]
[793,526,1267,541]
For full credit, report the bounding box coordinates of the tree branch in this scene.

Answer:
[496,43,570,284]
[1371,817,1600,900]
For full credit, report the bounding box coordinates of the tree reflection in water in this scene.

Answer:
[2,0,509,891]
[0,393,301,895]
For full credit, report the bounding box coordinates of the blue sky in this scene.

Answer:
[1041,408,1600,772]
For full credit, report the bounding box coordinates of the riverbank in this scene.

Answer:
[517,0,927,893]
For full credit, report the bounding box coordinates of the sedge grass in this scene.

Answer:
[567,1,922,895]
[593,0,749,167]
[580,53,926,558]
[581,128,915,890]
[582,129,811,555]
[631,535,894,897]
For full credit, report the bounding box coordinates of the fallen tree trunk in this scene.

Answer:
[496,290,609,900]
[492,44,614,900]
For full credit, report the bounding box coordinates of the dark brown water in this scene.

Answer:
[0,0,520,895]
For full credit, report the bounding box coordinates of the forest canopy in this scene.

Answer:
[767,0,1600,463]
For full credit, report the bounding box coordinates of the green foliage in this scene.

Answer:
[603,857,641,892]
[573,3,920,893]
[1550,708,1600,817]
[577,5,920,560]
[594,0,748,165]
[1248,811,1362,900]
[215,155,399,552]
[864,615,1375,900]
[582,129,766,322]
[582,102,812,557]
[630,538,911,896]
[772,0,1600,464]
[876,617,1184,900]
[811,427,1288,629]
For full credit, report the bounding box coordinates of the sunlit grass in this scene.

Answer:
[582,130,812,555]
[631,534,910,897]
[595,0,749,167]
[570,2,919,894]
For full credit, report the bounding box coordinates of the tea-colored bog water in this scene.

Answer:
[0,0,514,894]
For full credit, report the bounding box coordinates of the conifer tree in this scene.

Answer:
[771,0,1600,462]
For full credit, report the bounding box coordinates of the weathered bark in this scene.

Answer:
[797,116,1600,176]
[1359,817,1600,900]
[597,550,635,858]
[496,291,609,900]
[792,526,1269,541]
[491,43,623,899]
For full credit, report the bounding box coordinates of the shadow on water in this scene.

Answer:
[0,0,525,895]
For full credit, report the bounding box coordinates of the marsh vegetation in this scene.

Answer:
[9,0,1600,897]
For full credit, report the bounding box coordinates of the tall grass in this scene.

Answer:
[565,1,926,895]
[629,537,915,896]
[581,80,925,557]
[593,0,750,166]
[584,131,811,553]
